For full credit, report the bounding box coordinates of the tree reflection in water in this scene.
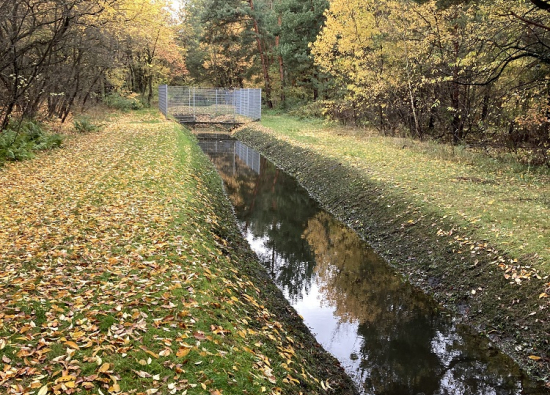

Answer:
[200,137,544,395]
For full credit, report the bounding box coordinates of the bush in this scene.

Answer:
[103,93,144,111]
[288,101,326,119]
[74,116,100,133]
[0,120,63,165]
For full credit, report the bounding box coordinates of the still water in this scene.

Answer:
[198,135,546,395]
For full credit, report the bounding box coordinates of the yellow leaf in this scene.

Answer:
[65,381,76,388]
[57,375,76,383]
[98,363,110,373]
[38,385,48,395]
[539,292,548,298]
[528,355,542,361]
[64,341,80,350]
[176,348,191,358]
[140,346,159,359]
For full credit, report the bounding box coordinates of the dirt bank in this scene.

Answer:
[235,124,550,390]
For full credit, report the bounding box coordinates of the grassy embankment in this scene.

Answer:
[0,110,355,395]
[235,112,550,386]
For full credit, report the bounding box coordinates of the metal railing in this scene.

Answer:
[158,85,261,124]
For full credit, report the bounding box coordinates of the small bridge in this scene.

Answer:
[158,85,261,125]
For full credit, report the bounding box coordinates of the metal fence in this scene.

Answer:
[158,85,261,124]
[197,138,262,175]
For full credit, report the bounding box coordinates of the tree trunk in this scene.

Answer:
[276,14,285,105]
[248,0,273,108]
[147,75,153,107]
[450,24,463,144]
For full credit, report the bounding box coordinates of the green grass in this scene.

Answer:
[260,112,550,274]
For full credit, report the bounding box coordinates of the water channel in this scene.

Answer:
[198,134,547,395]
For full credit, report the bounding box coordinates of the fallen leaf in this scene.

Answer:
[176,348,191,358]
[140,346,159,359]
[65,341,80,350]
[133,370,152,378]
[57,375,76,383]
[193,332,206,341]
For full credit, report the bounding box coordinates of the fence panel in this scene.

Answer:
[158,85,168,116]
[159,86,261,124]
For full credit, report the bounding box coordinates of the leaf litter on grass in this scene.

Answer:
[0,113,331,395]
[256,115,550,293]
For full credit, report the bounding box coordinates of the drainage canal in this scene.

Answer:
[198,134,546,395]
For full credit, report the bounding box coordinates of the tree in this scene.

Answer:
[180,0,330,106]
[0,0,186,130]
[311,0,550,154]
[181,0,258,88]
[275,0,329,104]
[0,0,107,129]
[108,0,186,105]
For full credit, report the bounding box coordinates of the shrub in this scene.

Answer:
[103,93,144,111]
[74,116,100,133]
[288,101,326,119]
[0,120,63,165]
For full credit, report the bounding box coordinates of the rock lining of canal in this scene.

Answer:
[233,124,550,390]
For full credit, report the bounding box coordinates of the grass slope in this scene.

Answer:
[0,110,355,395]
[235,113,550,387]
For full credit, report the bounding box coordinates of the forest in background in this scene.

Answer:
[0,0,185,129]
[1,0,550,165]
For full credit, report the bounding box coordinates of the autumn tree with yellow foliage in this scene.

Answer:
[312,0,550,159]
[0,0,184,129]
